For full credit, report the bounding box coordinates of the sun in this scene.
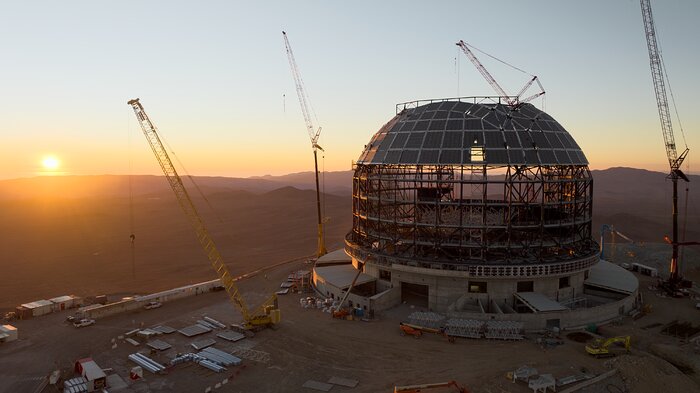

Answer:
[42,156,60,170]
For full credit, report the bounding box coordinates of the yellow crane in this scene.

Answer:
[127,98,280,331]
[585,336,631,358]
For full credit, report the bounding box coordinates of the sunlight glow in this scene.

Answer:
[42,156,60,170]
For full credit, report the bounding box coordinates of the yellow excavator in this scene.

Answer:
[585,335,631,358]
[128,98,280,332]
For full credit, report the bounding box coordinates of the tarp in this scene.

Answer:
[314,264,375,290]
[585,260,639,294]
[514,292,568,312]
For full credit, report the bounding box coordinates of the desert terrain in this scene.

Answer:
[1,168,700,392]
[1,167,699,310]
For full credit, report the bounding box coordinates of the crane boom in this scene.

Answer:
[127,98,279,329]
[283,31,321,148]
[456,40,512,105]
[283,31,327,257]
[640,0,686,170]
[456,40,544,107]
[640,0,690,285]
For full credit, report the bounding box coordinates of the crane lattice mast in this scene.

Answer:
[127,98,279,328]
[283,31,327,257]
[640,0,690,284]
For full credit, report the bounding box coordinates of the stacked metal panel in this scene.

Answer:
[197,347,242,366]
[63,377,87,393]
[484,321,523,340]
[217,330,246,342]
[171,353,227,373]
[203,316,226,328]
[406,312,445,329]
[444,319,484,338]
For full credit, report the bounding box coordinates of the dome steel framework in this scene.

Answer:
[346,97,597,275]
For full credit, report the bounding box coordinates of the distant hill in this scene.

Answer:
[0,172,353,201]
[591,167,700,243]
[0,167,698,309]
[251,171,353,196]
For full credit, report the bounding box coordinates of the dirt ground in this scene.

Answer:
[2,260,699,393]
[0,179,351,310]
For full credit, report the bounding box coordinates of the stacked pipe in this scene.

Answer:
[407,312,445,329]
[203,316,227,328]
[171,352,228,373]
[484,320,523,340]
[128,353,166,374]
[444,319,484,338]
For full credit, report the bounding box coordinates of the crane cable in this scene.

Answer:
[464,42,533,76]
[128,111,136,279]
[157,130,238,251]
[661,56,688,148]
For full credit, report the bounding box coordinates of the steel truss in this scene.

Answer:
[347,162,595,272]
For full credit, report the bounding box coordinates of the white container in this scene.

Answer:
[20,300,54,316]
[0,325,18,342]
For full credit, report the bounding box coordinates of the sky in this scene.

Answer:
[0,0,698,180]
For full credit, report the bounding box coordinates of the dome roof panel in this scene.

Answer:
[357,100,588,166]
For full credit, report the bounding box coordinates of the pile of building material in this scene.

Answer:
[171,353,227,373]
[508,365,538,384]
[444,319,484,339]
[63,376,88,393]
[300,297,332,310]
[196,347,242,366]
[528,373,555,392]
[128,353,166,374]
[407,312,445,329]
[178,324,212,337]
[484,321,524,340]
[217,330,246,342]
[146,339,172,351]
[151,325,176,334]
[203,316,226,328]
[191,338,216,350]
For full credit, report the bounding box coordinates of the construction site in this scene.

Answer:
[1,1,700,393]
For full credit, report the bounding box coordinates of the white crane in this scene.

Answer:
[283,31,327,257]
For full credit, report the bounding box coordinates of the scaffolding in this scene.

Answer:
[346,98,597,274]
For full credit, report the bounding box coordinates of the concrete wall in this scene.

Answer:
[81,279,223,320]
[385,262,587,312]
[445,292,637,331]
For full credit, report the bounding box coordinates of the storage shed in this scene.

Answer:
[50,295,81,311]
[75,358,106,392]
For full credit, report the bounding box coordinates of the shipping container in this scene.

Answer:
[20,300,53,316]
